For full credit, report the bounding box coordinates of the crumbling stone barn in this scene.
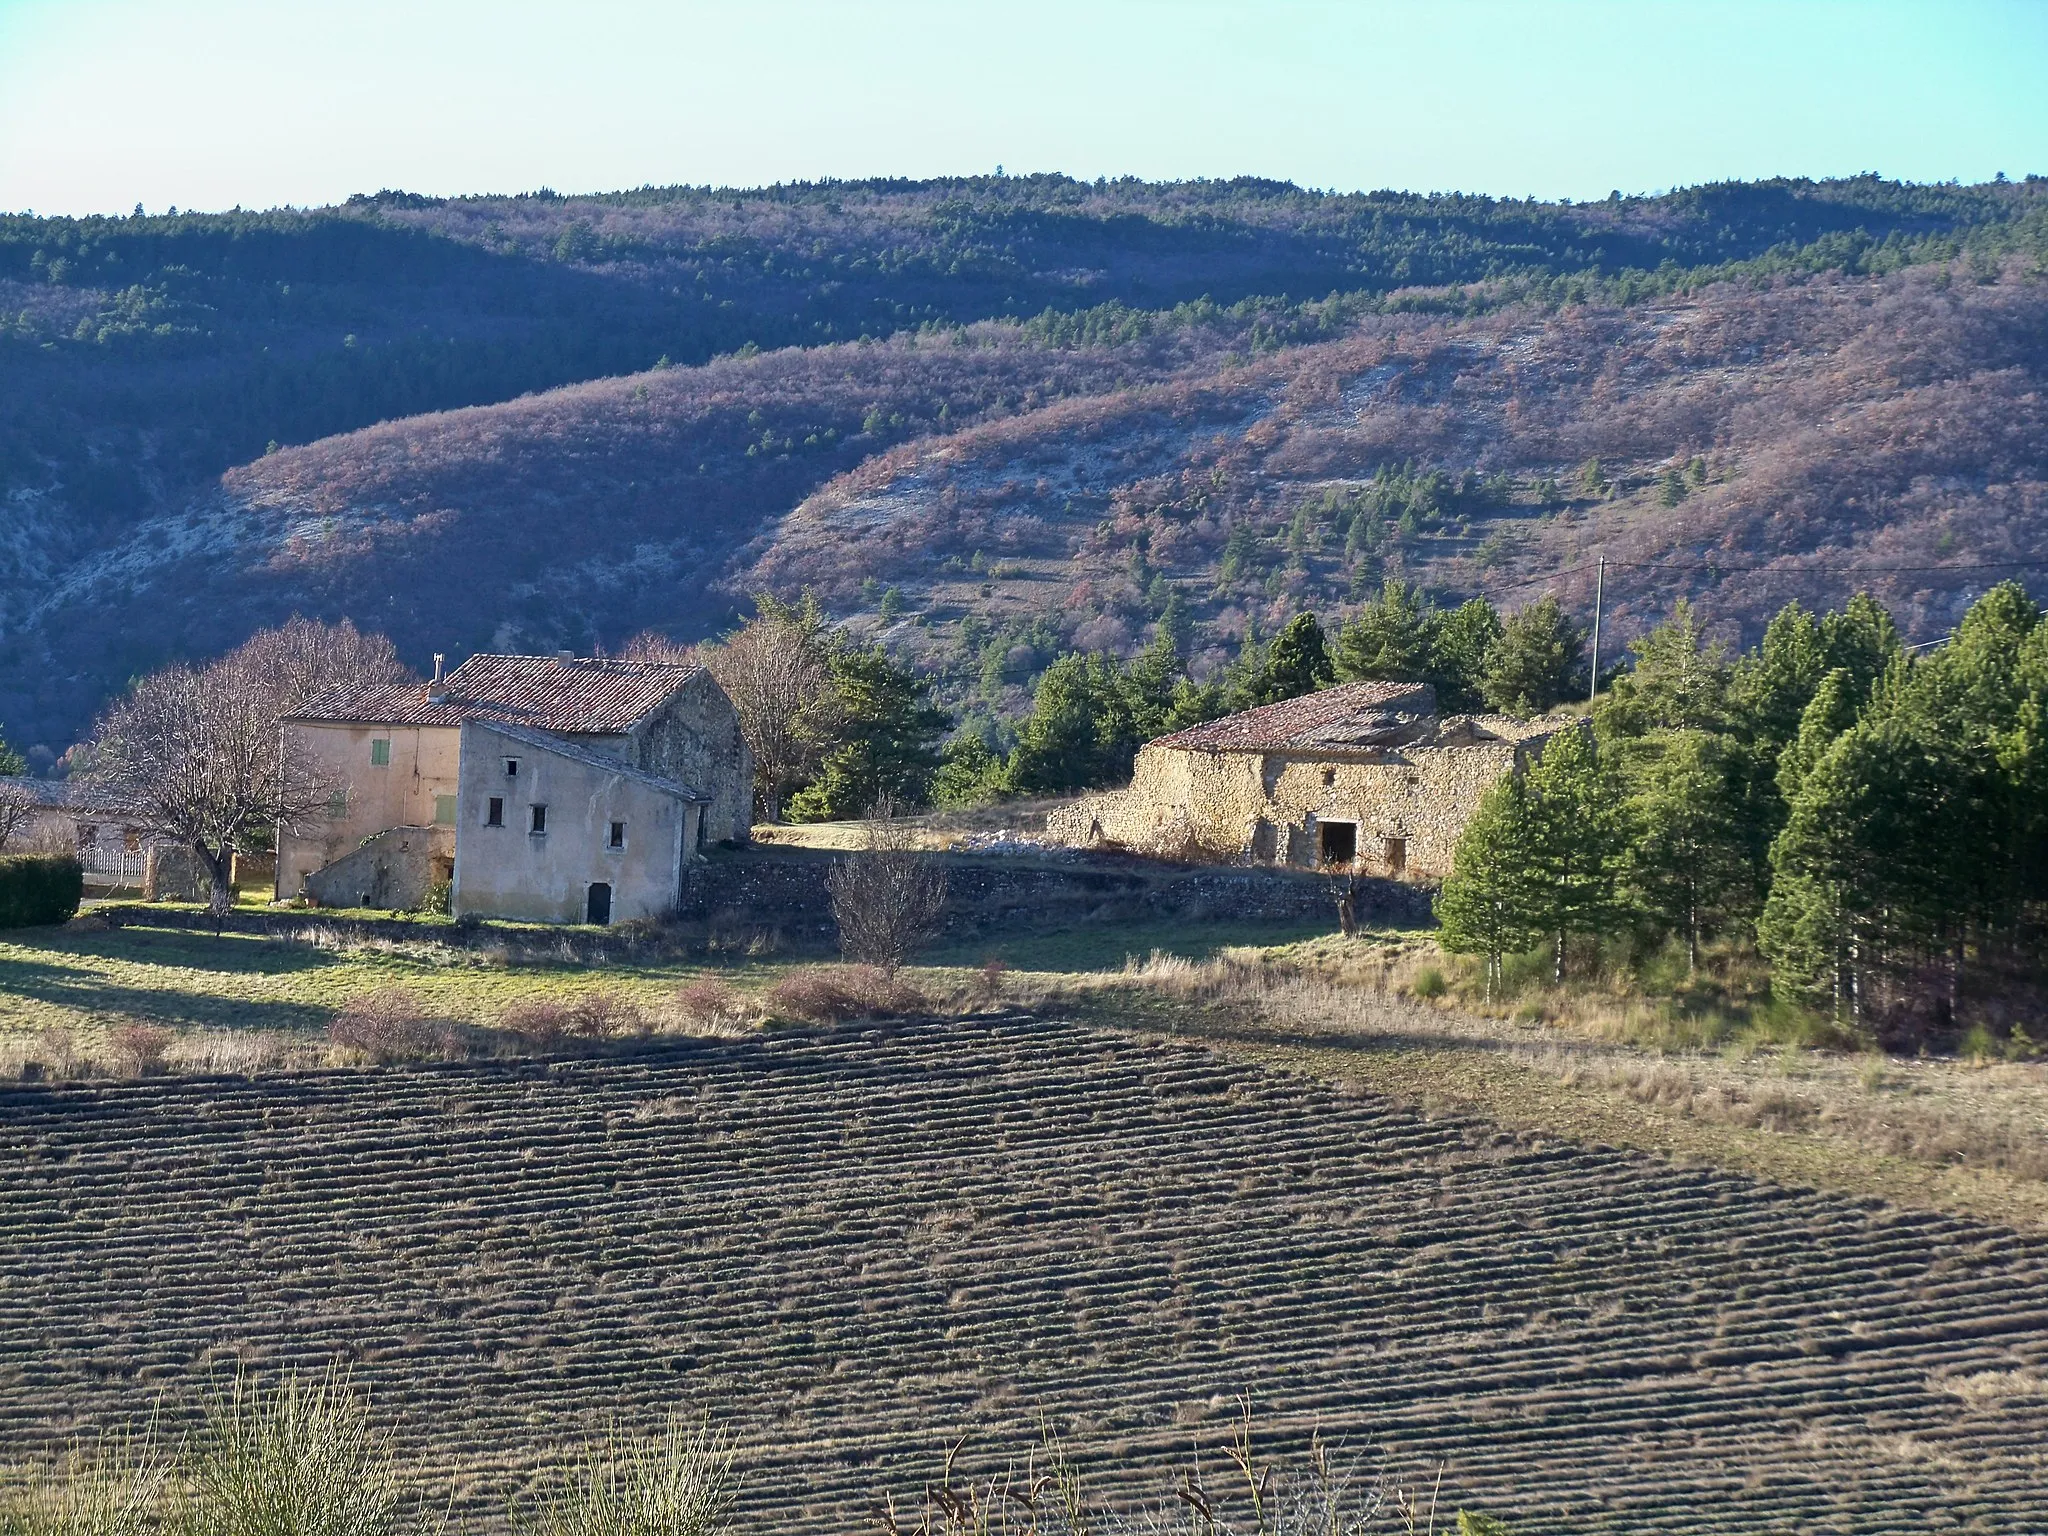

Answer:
[1047,681,1570,878]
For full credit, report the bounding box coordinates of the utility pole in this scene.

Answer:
[1588,555,1606,705]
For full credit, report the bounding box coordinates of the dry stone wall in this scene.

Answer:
[680,846,1430,943]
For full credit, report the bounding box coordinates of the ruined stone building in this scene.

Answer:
[1046,681,1571,879]
[279,653,751,924]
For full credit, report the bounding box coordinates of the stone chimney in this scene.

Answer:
[427,653,447,704]
[558,649,576,662]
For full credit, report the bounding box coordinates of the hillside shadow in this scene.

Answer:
[0,951,333,1030]
[16,926,339,978]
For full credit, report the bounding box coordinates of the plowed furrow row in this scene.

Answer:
[3,1017,2045,1535]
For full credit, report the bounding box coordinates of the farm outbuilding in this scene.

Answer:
[1047,681,1572,879]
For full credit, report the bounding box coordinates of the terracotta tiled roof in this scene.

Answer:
[1149,681,1439,752]
[290,655,701,734]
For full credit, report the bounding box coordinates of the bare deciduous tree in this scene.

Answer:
[0,781,41,851]
[825,801,947,975]
[234,615,410,716]
[702,594,838,823]
[85,620,404,917]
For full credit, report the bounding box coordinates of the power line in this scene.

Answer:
[1471,554,2048,595]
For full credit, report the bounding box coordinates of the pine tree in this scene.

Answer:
[1595,598,1729,739]
[1333,579,1435,684]
[1427,598,1504,712]
[1625,729,1755,972]
[1480,595,1583,715]
[1519,726,1634,981]
[1243,612,1333,706]
[786,644,948,821]
[1729,602,1829,761]
[1435,773,1546,1002]
[1776,668,1862,803]
[1006,654,1138,794]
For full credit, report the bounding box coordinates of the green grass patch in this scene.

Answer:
[0,922,762,1052]
[922,914,1335,973]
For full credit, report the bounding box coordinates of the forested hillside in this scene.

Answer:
[2,173,2045,755]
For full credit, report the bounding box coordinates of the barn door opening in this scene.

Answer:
[586,882,612,925]
[1318,820,1358,868]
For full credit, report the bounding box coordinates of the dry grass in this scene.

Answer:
[998,942,2048,1233]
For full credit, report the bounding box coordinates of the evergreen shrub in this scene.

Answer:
[0,854,83,928]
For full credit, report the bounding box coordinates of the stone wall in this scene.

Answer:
[678,847,1431,946]
[1049,722,1577,879]
[305,826,452,911]
[627,672,754,845]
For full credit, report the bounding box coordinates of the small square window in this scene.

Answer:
[370,738,391,767]
[608,821,626,849]
[485,796,504,827]
[530,804,547,836]
[433,794,457,826]
[327,789,348,819]
[504,758,519,778]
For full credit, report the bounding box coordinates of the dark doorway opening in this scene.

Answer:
[1318,821,1358,867]
[586,882,612,925]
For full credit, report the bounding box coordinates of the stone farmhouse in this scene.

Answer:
[279,653,752,925]
[1046,681,1572,879]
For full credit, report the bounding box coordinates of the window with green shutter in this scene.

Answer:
[370,738,391,767]
[433,794,456,825]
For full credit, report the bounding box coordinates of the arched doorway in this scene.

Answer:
[586,882,612,925]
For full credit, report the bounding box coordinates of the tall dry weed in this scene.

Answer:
[180,1370,398,1536]
[0,1428,167,1536]
[517,1415,736,1536]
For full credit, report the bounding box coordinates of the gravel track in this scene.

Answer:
[2,1016,2045,1533]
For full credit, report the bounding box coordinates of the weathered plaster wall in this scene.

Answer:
[451,721,699,926]
[624,672,753,844]
[277,723,458,898]
[304,827,451,911]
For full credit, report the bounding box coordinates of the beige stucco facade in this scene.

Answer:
[451,720,704,926]
[276,723,461,900]
[1049,704,1572,880]
[276,655,751,912]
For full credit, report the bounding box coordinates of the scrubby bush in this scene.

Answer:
[498,993,646,1048]
[565,992,648,1041]
[105,1024,173,1077]
[0,854,84,928]
[764,965,927,1024]
[501,998,572,1047]
[329,989,447,1064]
[0,1427,166,1536]
[1409,966,1448,1000]
[673,979,753,1033]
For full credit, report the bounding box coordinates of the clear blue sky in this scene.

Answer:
[2,0,2044,215]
